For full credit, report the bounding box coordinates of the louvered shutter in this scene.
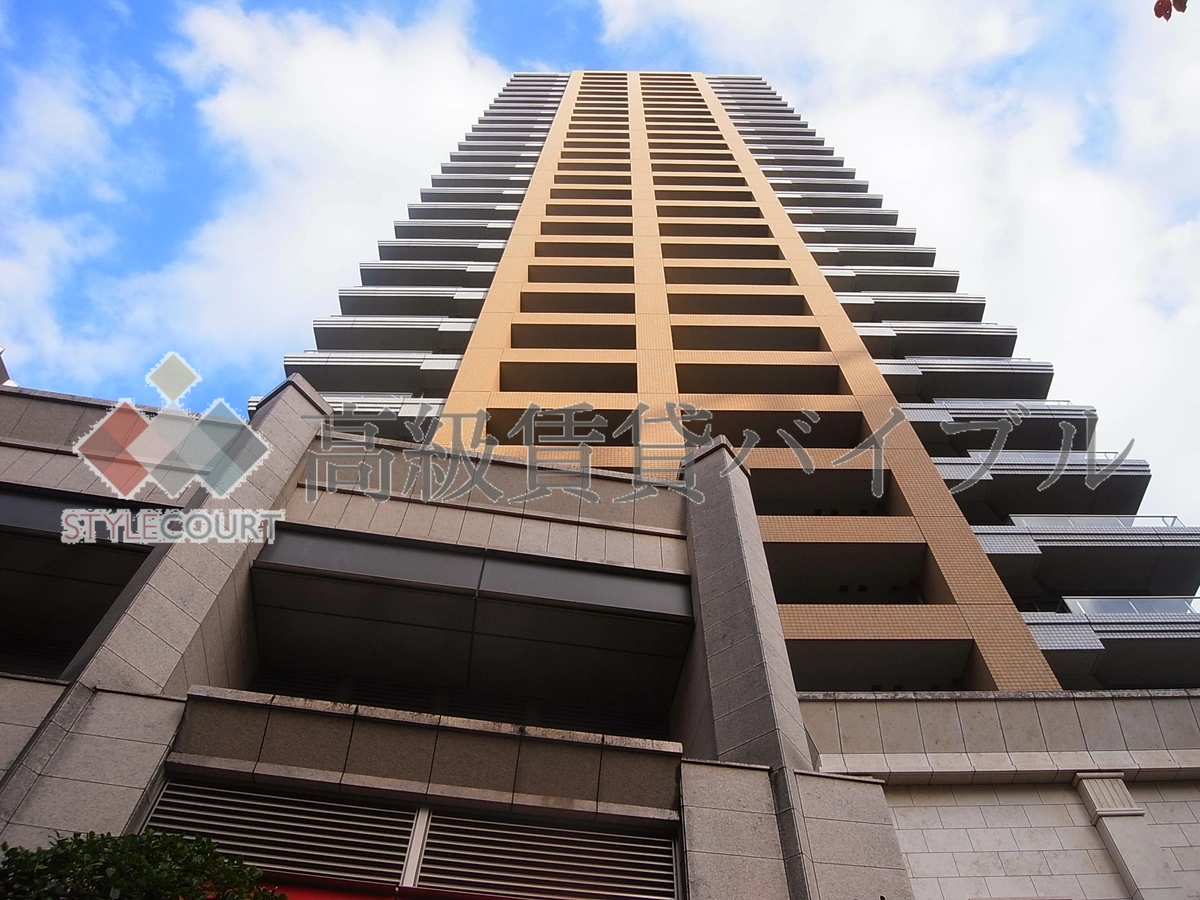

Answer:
[147,781,415,884]
[148,780,678,899]
[416,812,678,900]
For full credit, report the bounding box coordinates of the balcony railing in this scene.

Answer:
[1064,596,1200,616]
[1010,514,1185,529]
[968,450,1122,462]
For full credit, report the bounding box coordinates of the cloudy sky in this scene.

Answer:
[2,0,1198,521]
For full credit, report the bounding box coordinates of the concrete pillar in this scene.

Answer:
[680,761,791,900]
[684,440,817,900]
[685,441,812,772]
[0,377,327,845]
[1075,772,1186,900]
[72,375,329,696]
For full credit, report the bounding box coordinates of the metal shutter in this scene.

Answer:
[146,781,415,884]
[147,781,678,899]
[416,812,678,900]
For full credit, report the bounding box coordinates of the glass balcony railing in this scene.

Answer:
[1064,596,1200,616]
[932,398,1080,407]
[967,450,1122,462]
[1009,515,1184,530]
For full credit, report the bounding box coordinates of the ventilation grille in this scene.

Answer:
[146,781,415,884]
[417,813,677,900]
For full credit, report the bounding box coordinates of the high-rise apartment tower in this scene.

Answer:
[2,71,1200,900]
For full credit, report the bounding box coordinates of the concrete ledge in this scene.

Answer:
[169,687,681,825]
[800,692,1200,783]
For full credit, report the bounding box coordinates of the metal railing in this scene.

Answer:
[1063,596,1200,616]
[1010,515,1184,530]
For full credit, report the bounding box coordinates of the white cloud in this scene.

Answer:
[601,0,1042,86]
[600,0,1200,526]
[4,1,505,410]
[0,57,143,384]
[114,3,505,384]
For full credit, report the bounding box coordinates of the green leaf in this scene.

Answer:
[1,830,283,900]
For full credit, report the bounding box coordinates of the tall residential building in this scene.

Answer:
[2,71,1200,900]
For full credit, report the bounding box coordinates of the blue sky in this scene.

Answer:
[2,0,1199,520]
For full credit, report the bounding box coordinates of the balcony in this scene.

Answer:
[839,292,986,323]
[429,174,532,189]
[746,143,833,158]
[416,185,534,205]
[251,527,693,728]
[283,350,460,396]
[778,192,883,210]
[856,321,1017,358]
[762,166,858,182]
[1023,597,1200,688]
[881,356,1054,401]
[0,483,155,679]
[246,393,442,438]
[393,220,513,240]
[788,207,899,226]
[768,178,870,194]
[438,163,537,177]
[936,451,1151,523]
[809,244,936,267]
[338,286,488,318]
[1010,514,1184,529]
[975,515,1200,599]
[797,224,917,246]
[312,316,474,354]
[376,239,507,262]
[759,154,847,169]
[822,266,960,293]
[1064,595,1200,614]
[407,202,522,221]
[448,150,543,164]
[457,140,548,153]
[903,399,1095,453]
[359,260,495,288]
[760,517,928,605]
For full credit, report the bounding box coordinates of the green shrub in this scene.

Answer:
[0,830,285,900]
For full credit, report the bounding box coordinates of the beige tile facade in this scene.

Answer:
[891,783,1129,900]
[441,71,1057,691]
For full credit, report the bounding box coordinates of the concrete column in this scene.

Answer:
[684,440,817,900]
[685,441,812,772]
[792,771,913,900]
[1075,772,1186,900]
[0,376,327,846]
[0,686,183,847]
[680,761,791,900]
[73,375,329,696]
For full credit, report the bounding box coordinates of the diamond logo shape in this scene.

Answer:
[147,352,199,406]
[75,401,154,498]
[192,400,270,497]
[128,408,203,499]
[72,356,271,501]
